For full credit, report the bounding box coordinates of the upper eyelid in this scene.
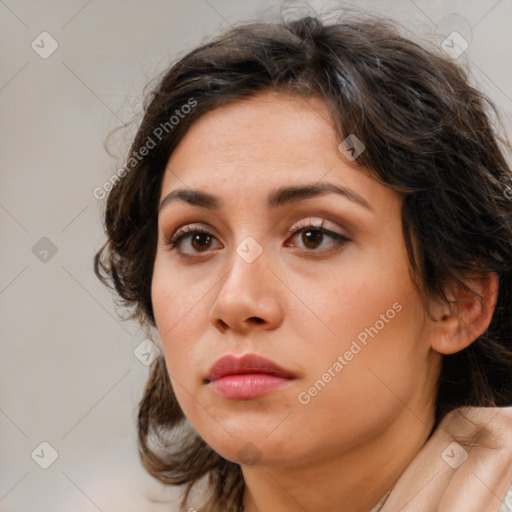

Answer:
[166,217,345,239]
[158,200,364,237]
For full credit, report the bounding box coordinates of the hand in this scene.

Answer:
[381,406,512,512]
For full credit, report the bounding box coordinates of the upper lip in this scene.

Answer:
[205,353,296,381]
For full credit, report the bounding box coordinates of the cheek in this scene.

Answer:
[151,252,208,329]
[151,257,204,374]
[151,271,206,422]
[312,243,429,395]
[319,246,412,351]
[291,298,429,454]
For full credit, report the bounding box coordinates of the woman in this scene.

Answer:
[95,12,512,512]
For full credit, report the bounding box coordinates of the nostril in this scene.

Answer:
[250,317,264,324]
[218,319,229,331]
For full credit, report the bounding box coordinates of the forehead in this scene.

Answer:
[167,92,334,166]
[160,91,395,212]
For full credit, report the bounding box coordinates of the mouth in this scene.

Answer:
[205,353,296,400]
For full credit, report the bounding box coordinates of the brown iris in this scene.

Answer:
[191,232,213,252]
[302,229,323,249]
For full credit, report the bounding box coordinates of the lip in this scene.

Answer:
[205,354,296,399]
[206,353,296,381]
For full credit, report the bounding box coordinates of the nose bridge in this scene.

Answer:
[220,214,269,285]
[219,236,269,304]
[208,236,283,332]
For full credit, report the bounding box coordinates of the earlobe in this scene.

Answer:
[430,272,499,355]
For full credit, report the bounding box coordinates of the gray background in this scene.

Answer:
[1,0,511,511]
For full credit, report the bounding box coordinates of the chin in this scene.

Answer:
[202,429,296,467]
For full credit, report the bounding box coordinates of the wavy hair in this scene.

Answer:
[94,11,512,512]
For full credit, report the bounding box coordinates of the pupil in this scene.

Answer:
[304,230,322,249]
[192,233,211,251]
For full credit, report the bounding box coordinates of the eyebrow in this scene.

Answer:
[158,182,374,213]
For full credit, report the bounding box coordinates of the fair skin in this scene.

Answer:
[382,405,512,512]
[151,91,501,512]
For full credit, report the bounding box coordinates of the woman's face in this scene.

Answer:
[152,91,442,467]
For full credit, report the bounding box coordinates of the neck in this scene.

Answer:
[241,406,435,512]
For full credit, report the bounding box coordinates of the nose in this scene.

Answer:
[207,248,284,335]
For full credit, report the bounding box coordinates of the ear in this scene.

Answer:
[429,272,499,355]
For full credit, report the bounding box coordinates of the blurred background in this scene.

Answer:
[1,0,511,510]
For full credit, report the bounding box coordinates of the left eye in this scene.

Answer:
[286,222,351,252]
[164,221,351,256]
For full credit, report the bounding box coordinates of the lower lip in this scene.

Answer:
[208,374,293,399]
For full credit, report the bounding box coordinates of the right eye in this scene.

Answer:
[164,225,222,256]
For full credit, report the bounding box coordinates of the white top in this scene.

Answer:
[370,483,512,512]
[498,484,512,512]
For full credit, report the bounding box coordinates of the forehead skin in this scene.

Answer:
[159,91,397,228]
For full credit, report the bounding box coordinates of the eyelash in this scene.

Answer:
[163,220,352,257]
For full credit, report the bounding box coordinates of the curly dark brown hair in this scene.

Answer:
[94,11,512,512]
